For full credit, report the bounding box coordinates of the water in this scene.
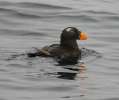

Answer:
[0,0,119,100]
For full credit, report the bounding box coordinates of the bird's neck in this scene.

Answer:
[60,40,79,49]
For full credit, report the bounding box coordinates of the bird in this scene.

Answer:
[27,27,88,65]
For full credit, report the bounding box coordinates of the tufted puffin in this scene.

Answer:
[27,27,88,65]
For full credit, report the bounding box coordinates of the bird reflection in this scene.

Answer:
[56,63,86,80]
[56,63,87,97]
[57,72,77,80]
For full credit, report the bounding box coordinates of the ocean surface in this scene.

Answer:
[0,0,119,100]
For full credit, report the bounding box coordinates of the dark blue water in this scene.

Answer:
[0,0,119,100]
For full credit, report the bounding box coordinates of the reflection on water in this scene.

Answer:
[57,72,77,80]
[57,63,88,98]
[57,63,87,80]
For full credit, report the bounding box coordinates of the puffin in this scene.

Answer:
[27,27,88,65]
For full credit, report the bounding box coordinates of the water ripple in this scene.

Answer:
[58,14,99,22]
[83,10,117,15]
[0,8,42,19]
[0,1,72,10]
[17,2,72,10]
[0,29,45,36]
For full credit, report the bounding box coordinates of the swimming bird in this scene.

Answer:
[27,27,88,65]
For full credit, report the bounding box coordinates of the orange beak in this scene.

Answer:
[79,32,88,40]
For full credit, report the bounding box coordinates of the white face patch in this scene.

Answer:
[66,28,72,32]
